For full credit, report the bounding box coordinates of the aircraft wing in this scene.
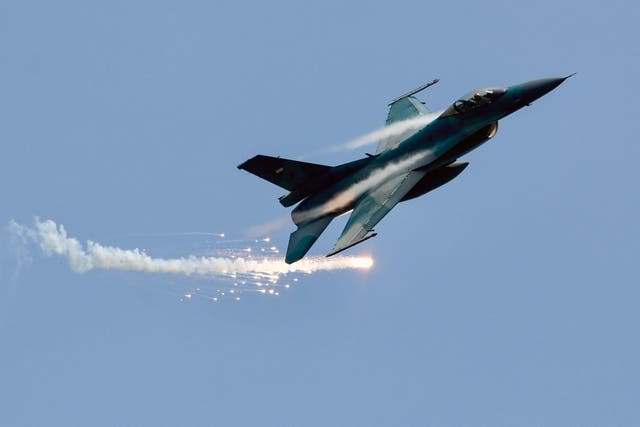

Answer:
[375,79,438,154]
[327,169,428,256]
[375,97,431,155]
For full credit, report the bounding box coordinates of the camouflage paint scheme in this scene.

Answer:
[239,76,571,263]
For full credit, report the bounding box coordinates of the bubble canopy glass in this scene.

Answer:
[442,88,507,116]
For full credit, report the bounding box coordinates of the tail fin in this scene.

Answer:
[285,216,333,264]
[238,155,331,192]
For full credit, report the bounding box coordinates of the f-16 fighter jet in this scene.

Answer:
[239,76,572,263]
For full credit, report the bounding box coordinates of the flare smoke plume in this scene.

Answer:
[9,219,373,279]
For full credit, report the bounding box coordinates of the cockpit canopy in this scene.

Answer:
[442,87,507,116]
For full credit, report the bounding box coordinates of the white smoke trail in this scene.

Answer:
[8,219,373,280]
[328,111,443,153]
[294,150,433,223]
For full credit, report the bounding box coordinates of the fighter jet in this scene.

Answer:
[238,76,571,263]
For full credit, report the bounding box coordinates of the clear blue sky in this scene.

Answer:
[1,0,639,425]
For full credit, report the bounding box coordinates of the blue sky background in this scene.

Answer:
[1,0,639,425]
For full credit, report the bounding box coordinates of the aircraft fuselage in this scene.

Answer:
[291,77,569,226]
[238,76,571,263]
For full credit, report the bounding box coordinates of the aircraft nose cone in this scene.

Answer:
[517,75,573,105]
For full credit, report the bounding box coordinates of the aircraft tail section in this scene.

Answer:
[285,216,333,264]
[238,155,331,192]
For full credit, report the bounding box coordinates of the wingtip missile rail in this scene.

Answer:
[388,78,440,106]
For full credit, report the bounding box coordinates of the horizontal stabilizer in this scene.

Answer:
[238,155,331,192]
[285,216,333,264]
